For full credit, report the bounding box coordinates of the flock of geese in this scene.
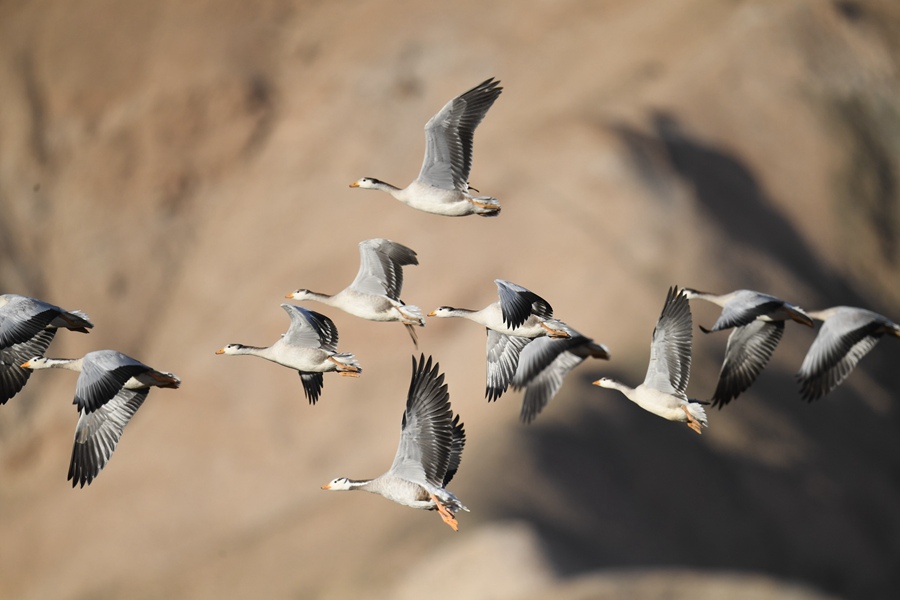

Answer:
[2,78,899,530]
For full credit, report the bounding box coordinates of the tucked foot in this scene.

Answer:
[682,405,703,434]
[430,493,459,531]
[542,322,570,338]
[330,357,361,375]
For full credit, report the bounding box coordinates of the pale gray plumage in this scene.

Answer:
[594,287,707,433]
[350,78,503,217]
[512,323,611,423]
[287,239,424,346]
[683,287,813,407]
[0,294,93,405]
[797,306,900,401]
[21,350,180,487]
[216,304,360,405]
[322,354,467,530]
[428,279,569,402]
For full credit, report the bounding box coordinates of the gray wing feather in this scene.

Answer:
[711,320,784,408]
[299,371,325,405]
[495,279,553,329]
[644,287,693,395]
[0,329,56,404]
[68,388,148,488]
[349,239,418,300]
[74,350,150,413]
[513,325,588,386]
[389,355,454,488]
[706,291,784,332]
[281,304,338,352]
[518,351,586,424]
[797,308,891,401]
[443,414,465,487]
[0,297,56,347]
[486,330,531,401]
[417,78,502,191]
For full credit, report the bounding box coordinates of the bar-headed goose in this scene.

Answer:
[0,294,93,405]
[428,279,570,401]
[594,287,707,433]
[216,304,360,405]
[797,306,900,401]
[682,288,813,408]
[20,350,180,487]
[512,323,610,423]
[350,78,502,217]
[322,354,467,531]
[287,238,424,346]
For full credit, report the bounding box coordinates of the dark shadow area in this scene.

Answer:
[613,112,868,304]
[501,365,900,599]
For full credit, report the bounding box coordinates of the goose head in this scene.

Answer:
[321,477,354,491]
[349,177,381,189]
[215,344,245,355]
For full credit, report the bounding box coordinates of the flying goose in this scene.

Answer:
[0,294,93,405]
[20,350,180,487]
[287,238,424,346]
[350,78,502,217]
[321,354,467,531]
[797,306,900,401]
[594,287,707,433]
[216,304,360,405]
[428,279,570,401]
[511,323,611,423]
[682,288,813,408]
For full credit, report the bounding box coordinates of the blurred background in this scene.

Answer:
[2,0,899,598]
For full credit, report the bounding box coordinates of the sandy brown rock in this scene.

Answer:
[1,1,899,599]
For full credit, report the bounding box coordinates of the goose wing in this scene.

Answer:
[299,371,325,405]
[416,78,502,192]
[711,320,784,408]
[68,388,148,487]
[281,304,338,352]
[74,350,151,413]
[0,295,58,348]
[348,239,418,300]
[495,279,553,330]
[443,414,466,487]
[705,291,785,332]
[797,307,892,401]
[486,330,531,402]
[0,329,56,404]
[518,350,586,424]
[643,287,693,395]
[513,324,591,385]
[388,355,454,488]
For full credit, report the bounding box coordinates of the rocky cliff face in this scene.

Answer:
[1,1,898,599]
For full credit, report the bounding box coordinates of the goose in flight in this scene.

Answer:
[216,304,360,404]
[797,306,900,401]
[321,354,467,531]
[287,239,424,346]
[350,78,502,217]
[428,279,570,401]
[0,294,93,405]
[511,323,610,423]
[20,350,180,487]
[594,287,707,433]
[682,288,813,408]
